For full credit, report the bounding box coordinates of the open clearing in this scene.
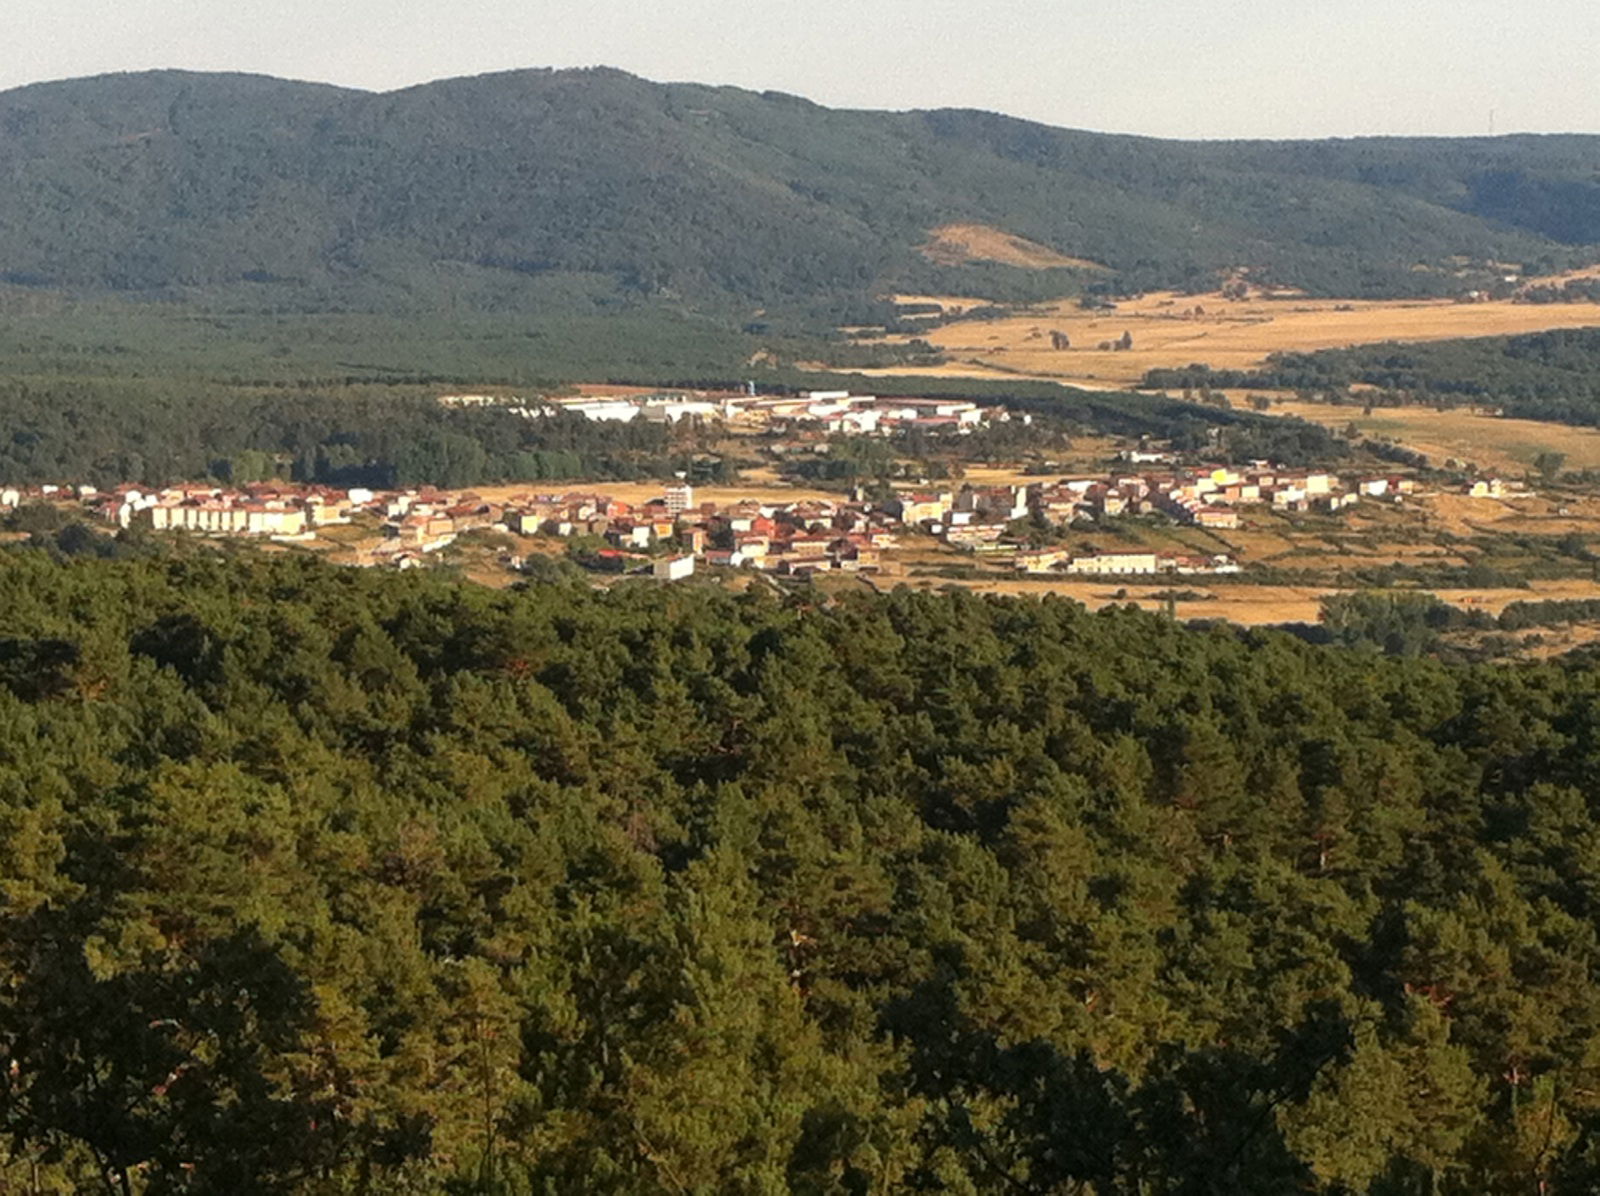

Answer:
[861,288,1600,388]
[918,223,1106,272]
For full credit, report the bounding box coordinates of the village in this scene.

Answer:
[0,443,1490,588]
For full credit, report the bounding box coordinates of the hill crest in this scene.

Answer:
[0,67,1598,314]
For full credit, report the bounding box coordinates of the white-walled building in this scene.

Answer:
[653,555,697,581]
[664,483,694,515]
[1063,552,1161,575]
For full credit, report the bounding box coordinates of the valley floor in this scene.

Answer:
[851,288,1600,389]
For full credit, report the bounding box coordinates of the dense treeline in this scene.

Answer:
[794,375,1349,466]
[1145,327,1600,426]
[1315,591,1497,656]
[0,380,679,487]
[965,387,1349,465]
[0,369,1346,489]
[1498,597,1600,630]
[1518,279,1600,304]
[780,420,1079,485]
[0,297,909,394]
[10,549,1600,1189]
[2,68,1599,322]
[791,375,1349,466]
[1309,591,1600,660]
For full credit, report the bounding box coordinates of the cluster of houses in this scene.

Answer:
[1028,461,1429,534]
[3,450,1473,583]
[501,484,891,578]
[54,481,471,565]
[44,479,890,579]
[82,483,376,538]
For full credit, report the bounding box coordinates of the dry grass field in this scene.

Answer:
[863,288,1600,388]
[471,480,845,508]
[919,223,1106,272]
[1271,399,1600,475]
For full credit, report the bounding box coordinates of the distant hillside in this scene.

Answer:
[2,67,1600,319]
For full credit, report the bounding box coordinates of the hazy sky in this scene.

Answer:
[9,0,1600,139]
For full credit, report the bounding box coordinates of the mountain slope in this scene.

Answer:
[1,67,1599,314]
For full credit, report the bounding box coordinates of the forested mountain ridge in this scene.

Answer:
[10,547,1600,1189]
[3,67,1600,315]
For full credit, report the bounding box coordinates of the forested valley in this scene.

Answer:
[8,545,1600,1191]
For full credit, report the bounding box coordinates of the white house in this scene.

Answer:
[562,399,643,423]
[653,555,696,581]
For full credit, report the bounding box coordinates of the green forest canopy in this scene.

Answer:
[7,547,1600,1190]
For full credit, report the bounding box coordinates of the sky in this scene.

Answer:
[7,0,1600,140]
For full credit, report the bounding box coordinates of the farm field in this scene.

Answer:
[470,480,844,508]
[856,288,1600,388]
[1270,399,1600,475]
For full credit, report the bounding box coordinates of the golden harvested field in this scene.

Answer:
[848,359,1107,384]
[959,466,1044,487]
[1272,399,1600,475]
[471,480,844,507]
[958,450,1121,483]
[864,289,1600,388]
